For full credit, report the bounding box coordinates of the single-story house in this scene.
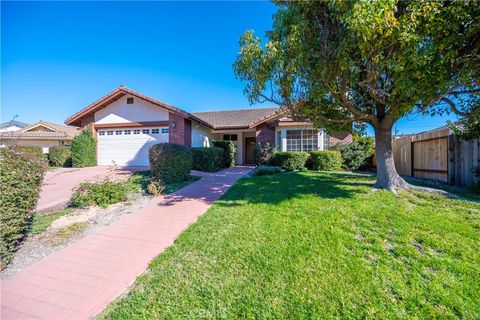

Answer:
[65,86,352,166]
[0,120,80,153]
[0,120,29,133]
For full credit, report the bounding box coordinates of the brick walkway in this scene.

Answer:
[1,167,252,319]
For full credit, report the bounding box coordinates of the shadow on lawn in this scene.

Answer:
[223,171,375,206]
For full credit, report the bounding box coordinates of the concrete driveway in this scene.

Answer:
[36,166,147,213]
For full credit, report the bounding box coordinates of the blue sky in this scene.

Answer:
[1,1,459,135]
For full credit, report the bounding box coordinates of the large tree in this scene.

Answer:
[234,0,479,191]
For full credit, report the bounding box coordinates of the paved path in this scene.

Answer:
[1,167,252,319]
[36,166,147,213]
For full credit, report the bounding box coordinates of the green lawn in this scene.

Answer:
[100,171,479,319]
[27,208,74,235]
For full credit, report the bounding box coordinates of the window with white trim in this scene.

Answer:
[302,130,318,152]
[107,131,113,135]
[99,131,105,136]
[124,130,131,135]
[286,129,319,152]
[142,129,150,134]
[323,132,329,150]
[115,130,122,135]
[161,128,169,134]
[286,130,301,151]
[152,129,159,134]
[276,130,282,150]
[133,129,140,134]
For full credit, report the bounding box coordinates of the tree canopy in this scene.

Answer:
[234,0,479,190]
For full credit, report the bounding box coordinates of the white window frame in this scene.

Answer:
[275,127,325,152]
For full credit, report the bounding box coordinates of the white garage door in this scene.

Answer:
[97,127,169,166]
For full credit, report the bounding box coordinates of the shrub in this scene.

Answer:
[16,146,44,161]
[336,137,374,171]
[48,146,72,167]
[212,140,236,168]
[310,150,343,171]
[253,142,276,165]
[147,180,165,196]
[254,166,282,176]
[71,180,128,208]
[192,147,224,172]
[271,152,308,171]
[149,143,192,184]
[71,130,96,167]
[0,148,44,268]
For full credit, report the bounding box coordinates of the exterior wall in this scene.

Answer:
[329,133,353,146]
[94,95,169,125]
[191,123,217,147]
[255,124,275,145]
[168,113,191,146]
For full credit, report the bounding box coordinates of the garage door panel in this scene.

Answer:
[97,127,168,166]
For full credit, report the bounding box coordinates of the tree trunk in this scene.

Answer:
[373,122,409,191]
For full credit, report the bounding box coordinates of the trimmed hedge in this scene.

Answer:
[0,148,44,268]
[71,131,96,167]
[212,140,236,168]
[254,165,282,176]
[310,150,343,171]
[149,143,192,184]
[49,146,72,167]
[271,152,308,171]
[192,147,224,172]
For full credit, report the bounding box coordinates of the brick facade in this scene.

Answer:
[168,113,191,147]
[255,124,275,145]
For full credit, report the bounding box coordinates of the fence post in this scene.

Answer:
[454,135,462,186]
[447,134,455,185]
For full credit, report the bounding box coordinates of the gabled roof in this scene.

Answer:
[0,120,29,129]
[0,120,79,140]
[65,86,211,128]
[192,108,281,129]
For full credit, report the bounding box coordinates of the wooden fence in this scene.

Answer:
[392,129,479,186]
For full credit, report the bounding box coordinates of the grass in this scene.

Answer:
[100,171,479,319]
[54,221,89,239]
[27,208,74,235]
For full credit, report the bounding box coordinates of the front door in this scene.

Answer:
[245,137,256,164]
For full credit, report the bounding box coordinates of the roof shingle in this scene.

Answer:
[192,108,279,128]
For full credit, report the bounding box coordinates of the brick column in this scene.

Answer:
[255,124,275,145]
[168,113,191,147]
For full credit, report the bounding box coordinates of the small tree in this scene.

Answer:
[71,130,96,167]
[234,1,479,191]
[253,142,276,165]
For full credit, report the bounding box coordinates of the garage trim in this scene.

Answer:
[94,121,169,129]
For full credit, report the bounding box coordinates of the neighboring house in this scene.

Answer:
[0,120,29,133]
[0,120,80,153]
[65,86,352,166]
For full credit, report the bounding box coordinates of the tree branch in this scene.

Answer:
[442,97,480,118]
